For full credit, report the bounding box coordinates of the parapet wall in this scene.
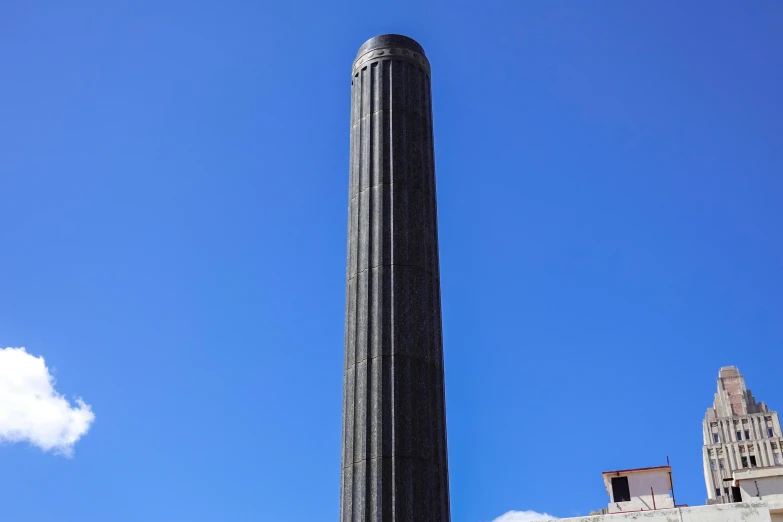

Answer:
[555,502,782,522]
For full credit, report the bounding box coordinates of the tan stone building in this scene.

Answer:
[703,366,783,502]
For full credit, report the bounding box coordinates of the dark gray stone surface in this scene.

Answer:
[355,34,426,59]
[340,34,451,522]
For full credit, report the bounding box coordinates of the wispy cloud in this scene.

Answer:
[491,510,558,522]
[0,347,95,456]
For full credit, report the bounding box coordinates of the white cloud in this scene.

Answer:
[491,510,558,522]
[0,347,94,456]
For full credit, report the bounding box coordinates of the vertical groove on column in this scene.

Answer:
[365,60,375,522]
[385,56,397,522]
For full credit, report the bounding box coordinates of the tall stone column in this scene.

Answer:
[340,34,451,522]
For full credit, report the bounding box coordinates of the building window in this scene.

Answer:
[719,459,725,469]
[750,456,757,467]
[724,487,730,496]
[745,430,751,440]
[737,431,743,440]
[742,457,748,468]
[769,428,774,438]
[715,488,721,497]
[714,433,720,443]
[710,460,717,471]
[612,477,631,503]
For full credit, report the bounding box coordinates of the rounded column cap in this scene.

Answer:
[355,34,426,60]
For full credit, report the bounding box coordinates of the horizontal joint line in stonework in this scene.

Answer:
[353,60,431,73]
[353,54,430,64]
[342,456,448,470]
[352,108,429,118]
[347,264,435,281]
[349,182,431,200]
[345,353,443,371]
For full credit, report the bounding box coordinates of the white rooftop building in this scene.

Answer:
[601,465,675,513]
[732,466,783,505]
[567,465,783,522]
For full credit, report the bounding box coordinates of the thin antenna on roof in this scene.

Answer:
[667,456,677,506]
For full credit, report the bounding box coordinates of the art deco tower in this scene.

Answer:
[340,34,451,522]
[702,366,782,502]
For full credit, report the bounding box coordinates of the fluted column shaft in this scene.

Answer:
[340,35,451,522]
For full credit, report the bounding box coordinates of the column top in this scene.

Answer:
[355,34,426,59]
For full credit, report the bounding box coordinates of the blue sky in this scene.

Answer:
[1,1,782,521]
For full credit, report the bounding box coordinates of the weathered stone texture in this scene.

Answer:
[340,34,451,522]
